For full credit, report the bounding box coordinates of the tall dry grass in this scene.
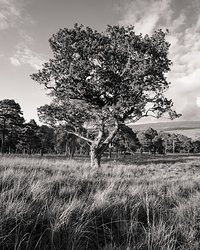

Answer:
[0,155,200,249]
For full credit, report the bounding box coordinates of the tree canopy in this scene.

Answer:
[31,24,180,167]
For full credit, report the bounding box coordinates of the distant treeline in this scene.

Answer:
[0,99,200,157]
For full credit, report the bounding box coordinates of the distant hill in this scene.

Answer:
[129,121,200,139]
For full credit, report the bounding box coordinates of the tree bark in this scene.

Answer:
[90,145,101,168]
[90,125,119,167]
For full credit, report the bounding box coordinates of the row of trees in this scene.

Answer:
[0,99,199,157]
[107,127,200,156]
[0,99,54,154]
[137,128,198,154]
[0,99,89,156]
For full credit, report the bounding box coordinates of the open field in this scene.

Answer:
[1,155,200,249]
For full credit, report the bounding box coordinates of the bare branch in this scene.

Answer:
[66,130,92,144]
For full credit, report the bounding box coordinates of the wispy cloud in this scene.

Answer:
[9,24,47,71]
[9,44,46,70]
[118,0,172,34]
[19,30,34,43]
[118,0,200,121]
[0,0,31,30]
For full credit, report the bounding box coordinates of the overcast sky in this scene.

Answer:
[0,0,200,123]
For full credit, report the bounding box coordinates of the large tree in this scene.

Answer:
[0,99,24,153]
[21,119,40,154]
[31,24,180,167]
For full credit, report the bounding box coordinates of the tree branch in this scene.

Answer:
[44,82,57,92]
[66,130,92,144]
[120,43,130,77]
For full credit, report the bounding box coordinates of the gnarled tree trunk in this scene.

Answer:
[66,123,119,168]
[90,125,119,168]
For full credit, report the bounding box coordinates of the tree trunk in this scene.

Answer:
[69,142,76,159]
[90,127,119,167]
[69,123,119,168]
[90,145,101,168]
[28,144,32,155]
[173,140,175,154]
[1,132,5,154]
[40,148,44,157]
[65,142,68,157]
[1,119,6,154]
[108,148,112,159]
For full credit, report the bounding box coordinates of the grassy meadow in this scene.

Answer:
[1,154,200,249]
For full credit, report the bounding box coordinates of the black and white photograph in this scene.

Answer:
[0,0,200,249]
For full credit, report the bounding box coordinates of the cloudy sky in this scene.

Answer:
[0,0,200,123]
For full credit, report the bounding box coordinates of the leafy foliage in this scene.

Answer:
[113,125,140,155]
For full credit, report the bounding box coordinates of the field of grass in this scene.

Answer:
[1,155,200,249]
